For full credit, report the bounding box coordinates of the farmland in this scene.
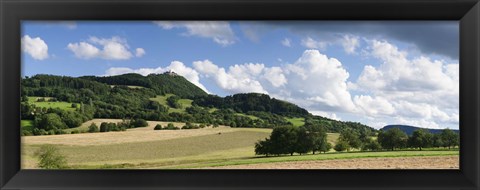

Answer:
[21,120,458,169]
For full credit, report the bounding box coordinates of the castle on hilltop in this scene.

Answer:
[164,70,178,76]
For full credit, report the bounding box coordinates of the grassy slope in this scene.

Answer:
[28,96,76,111]
[21,120,34,131]
[286,117,305,127]
[149,94,193,113]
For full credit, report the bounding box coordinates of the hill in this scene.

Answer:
[381,125,459,135]
[80,73,208,98]
[21,73,376,135]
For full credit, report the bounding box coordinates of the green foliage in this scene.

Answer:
[154,124,163,130]
[334,140,349,152]
[164,123,180,130]
[254,125,330,156]
[378,128,408,151]
[34,113,67,131]
[439,129,460,149]
[35,145,67,169]
[167,95,182,108]
[338,129,362,151]
[130,118,148,128]
[88,123,99,133]
[408,129,433,150]
[362,138,382,151]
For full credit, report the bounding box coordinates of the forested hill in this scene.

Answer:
[381,125,459,136]
[80,73,208,98]
[192,93,309,117]
[21,73,376,135]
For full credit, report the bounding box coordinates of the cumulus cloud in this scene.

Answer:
[104,61,209,93]
[135,48,145,57]
[154,21,236,46]
[21,35,49,60]
[281,38,291,47]
[193,60,268,94]
[351,39,459,129]
[193,50,355,113]
[67,36,144,60]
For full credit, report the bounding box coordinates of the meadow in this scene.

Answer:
[27,96,76,111]
[21,120,458,169]
[149,94,193,113]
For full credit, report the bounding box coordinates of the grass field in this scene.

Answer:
[286,117,305,127]
[21,120,34,131]
[110,85,145,89]
[28,96,76,111]
[150,94,193,113]
[21,119,459,169]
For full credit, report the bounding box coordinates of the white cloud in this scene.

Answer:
[281,38,291,47]
[193,60,267,94]
[104,61,209,93]
[154,21,236,46]
[67,36,144,60]
[301,37,328,50]
[135,48,146,57]
[351,39,459,129]
[21,35,49,60]
[67,42,100,59]
[193,50,355,113]
[341,35,360,54]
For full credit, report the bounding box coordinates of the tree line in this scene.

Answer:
[255,127,460,156]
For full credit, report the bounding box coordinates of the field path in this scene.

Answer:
[205,156,459,169]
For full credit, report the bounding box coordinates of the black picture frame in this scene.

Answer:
[1,0,479,189]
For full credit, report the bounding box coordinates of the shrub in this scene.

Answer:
[35,145,67,169]
[154,124,163,130]
[71,130,80,134]
[131,118,148,128]
[88,123,99,133]
[100,122,109,132]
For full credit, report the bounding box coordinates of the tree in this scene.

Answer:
[255,138,272,156]
[167,95,182,108]
[377,128,408,151]
[61,111,84,128]
[154,124,162,130]
[362,138,382,151]
[338,129,361,151]
[71,103,77,108]
[408,129,433,150]
[334,140,349,152]
[440,129,459,149]
[34,113,67,131]
[88,123,99,133]
[35,145,67,169]
[303,125,329,154]
[295,127,313,155]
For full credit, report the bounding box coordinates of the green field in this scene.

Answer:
[110,85,145,89]
[28,97,76,111]
[149,94,193,113]
[21,120,34,131]
[286,117,305,127]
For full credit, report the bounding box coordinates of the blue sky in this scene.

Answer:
[22,21,459,129]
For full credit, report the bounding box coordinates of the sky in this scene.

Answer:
[21,21,459,130]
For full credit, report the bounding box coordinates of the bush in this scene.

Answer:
[71,103,78,108]
[100,122,109,132]
[35,145,67,169]
[154,124,163,130]
[88,123,99,133]
[164,123,180,130]
[71,130,80,134]
[362,139,382,151]
[334,140,349,152]
[131,118,148,128]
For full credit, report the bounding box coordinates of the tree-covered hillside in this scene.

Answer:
[21,73,376,136]
[80,73,208,98]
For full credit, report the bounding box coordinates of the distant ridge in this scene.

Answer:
[381,125,459,136]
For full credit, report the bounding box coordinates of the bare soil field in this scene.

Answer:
[22,119,271,146]
[205,155,459,169]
